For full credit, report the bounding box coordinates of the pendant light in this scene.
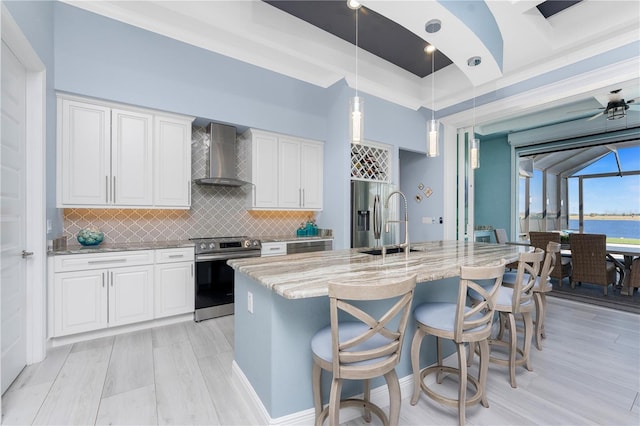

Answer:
[470,86,480,169]
[425,45,439,157]
[349,1,363,144]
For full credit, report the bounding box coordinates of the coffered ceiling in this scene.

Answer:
[61,0,640,135]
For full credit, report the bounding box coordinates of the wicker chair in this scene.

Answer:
[568,233,623,296]
[629,257,640,291]
[529,232,572,287]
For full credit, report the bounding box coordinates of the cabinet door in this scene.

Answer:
[154,262,194,318]
[111,109,153,206]
[300,141,323,209]
[278,137,302,208]
[58,99,111,206]
[154,116,192,207]
[252,132,279,208]
[108,265,154,327]
[53,269,107,336]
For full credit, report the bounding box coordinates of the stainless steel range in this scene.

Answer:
[191,236,261,321]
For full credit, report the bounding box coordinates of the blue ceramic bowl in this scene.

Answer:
[77,228,104,246]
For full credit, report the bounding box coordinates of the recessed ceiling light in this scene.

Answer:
[467,56,482,67]
[347,0,361,10]
[425,19,441,33]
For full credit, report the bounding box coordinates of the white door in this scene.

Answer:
[1,41,27,393]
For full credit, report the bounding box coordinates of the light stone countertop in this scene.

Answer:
[228,240,528,300]
[258,235,333,243]
[48,240,195,256]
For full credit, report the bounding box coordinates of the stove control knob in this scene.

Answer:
[199,243,207,250]
[243,240,250,248]
[252,240,260,247]
[209,242,216,250]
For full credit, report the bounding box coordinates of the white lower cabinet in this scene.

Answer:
[53,269,107,336]
[50,247,194,338]
[154,248,194,318]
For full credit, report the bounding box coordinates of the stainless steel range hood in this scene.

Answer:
[195,123,251,187]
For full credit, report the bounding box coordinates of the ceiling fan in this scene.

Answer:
[587,88,638,121]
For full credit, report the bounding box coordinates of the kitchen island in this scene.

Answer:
[228,240,525,423]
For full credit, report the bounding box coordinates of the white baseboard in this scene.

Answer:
[47,313,193,348]
[232,355,454,425]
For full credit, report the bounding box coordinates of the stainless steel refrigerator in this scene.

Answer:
[351,180,398,248]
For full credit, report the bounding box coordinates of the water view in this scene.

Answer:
[568,218,640,240]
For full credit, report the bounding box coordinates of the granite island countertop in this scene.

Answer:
[228,240,527,299]
[48,240,195,256]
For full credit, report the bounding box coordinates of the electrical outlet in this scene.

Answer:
[247,291,254,314]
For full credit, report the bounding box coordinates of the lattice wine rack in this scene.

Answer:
[351,143,390,182]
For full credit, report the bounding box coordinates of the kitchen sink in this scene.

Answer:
[359,247,419,256]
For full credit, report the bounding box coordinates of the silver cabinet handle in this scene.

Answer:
[88,259,127,265]
[168,254,184,258]
[302,188,305,207]
[191,264,194,277]
[21,250,34,259]
[110,271,113,287]
[102,272,105,288]
[187,181,191,205]
[112,176,116,203]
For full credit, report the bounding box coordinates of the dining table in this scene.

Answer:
[606,244,640,295]
[508,239,640,296]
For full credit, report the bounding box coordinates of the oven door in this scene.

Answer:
[194,251,260,321]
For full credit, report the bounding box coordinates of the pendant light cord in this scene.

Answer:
[355,8,359,97]
[431,50,435,120]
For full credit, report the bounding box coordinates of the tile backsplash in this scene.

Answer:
[63,126,314,244]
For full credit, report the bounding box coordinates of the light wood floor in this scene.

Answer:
[2,297,639,425]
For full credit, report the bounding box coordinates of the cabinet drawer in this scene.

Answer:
[155,247,194,264]
[261,242,287,257]
[54,250,154,272]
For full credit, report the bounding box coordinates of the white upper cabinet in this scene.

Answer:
[58,99,111,206]
[111,108,153,206]
[243,129,323,210]
[57,94,193,208]
[154,115,192,207]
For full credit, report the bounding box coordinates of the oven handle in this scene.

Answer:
[195,251,261,262]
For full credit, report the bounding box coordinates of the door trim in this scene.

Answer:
[2,4,47,364]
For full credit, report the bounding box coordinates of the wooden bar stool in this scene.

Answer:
[469,249,544,388]
[409,261,505,426]
[311,274,417,426]
[501,241,559,350]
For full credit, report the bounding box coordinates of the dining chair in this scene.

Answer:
[494,228,509,244]
[494,229,518,269]
[529,231,572,287]
[629,257,640,292]
[501,241,559,350]
[469,248,544,388]
[311,274,417,426]
[410,261,505,426]
[568,233,623,296]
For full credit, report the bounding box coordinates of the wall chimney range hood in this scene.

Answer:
[195,123,251,187]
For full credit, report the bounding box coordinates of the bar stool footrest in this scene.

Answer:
[417,365,484,408]
[315,398,389,426]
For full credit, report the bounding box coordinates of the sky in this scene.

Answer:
[522,145,640,216]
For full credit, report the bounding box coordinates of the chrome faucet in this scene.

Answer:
[382,190,409,259]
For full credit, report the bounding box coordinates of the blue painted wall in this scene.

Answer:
[474,134,512,240]
[4,0,61,236]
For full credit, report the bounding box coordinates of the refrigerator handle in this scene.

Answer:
[373,194,382,240]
